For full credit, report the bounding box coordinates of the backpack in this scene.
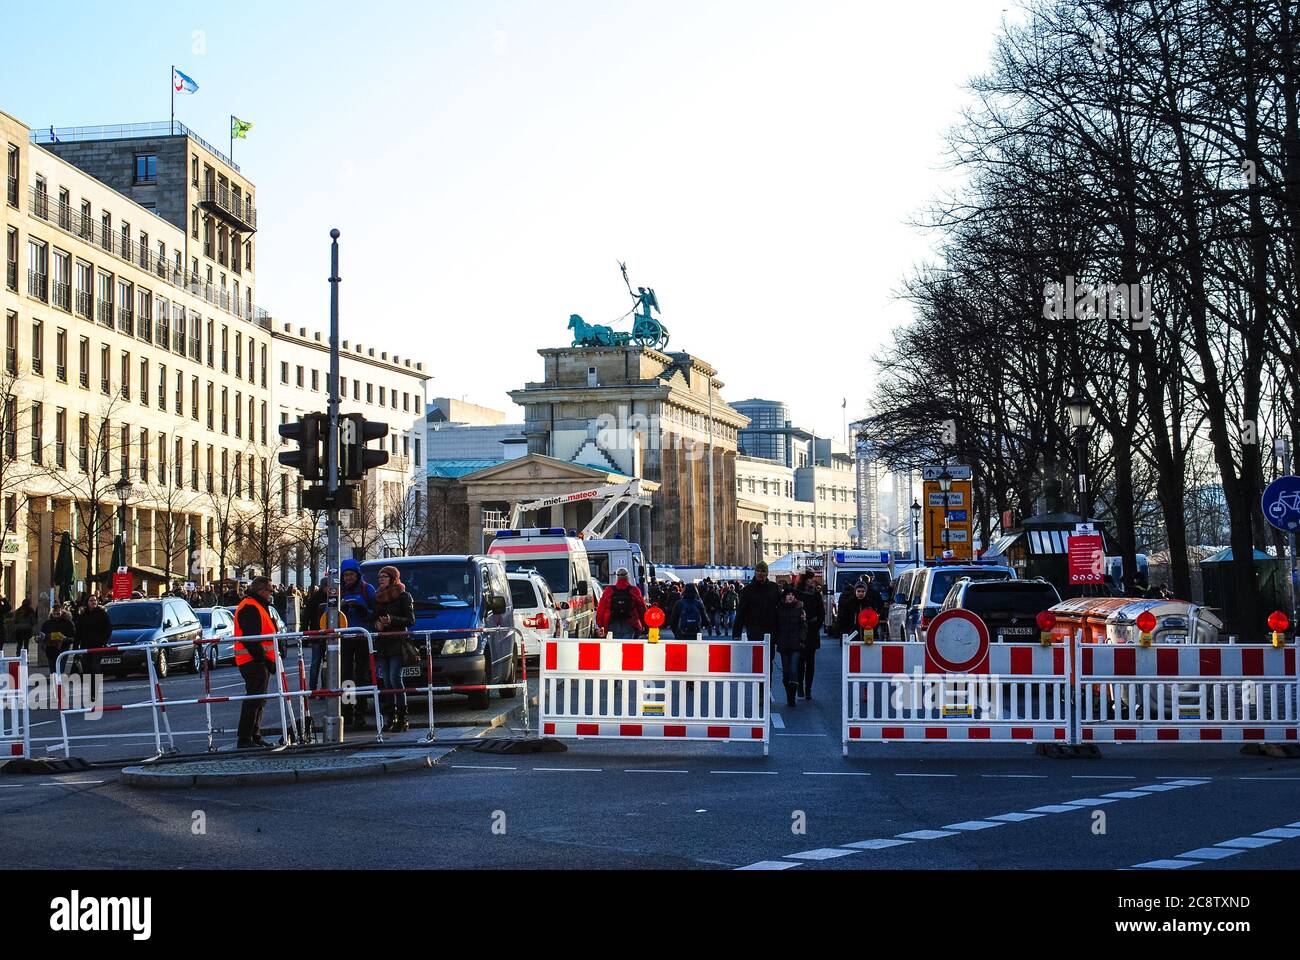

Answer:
[677,600,703,636]
[609,587,634,622]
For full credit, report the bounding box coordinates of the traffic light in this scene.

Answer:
[278,413,324,481]
[339,413,389,481]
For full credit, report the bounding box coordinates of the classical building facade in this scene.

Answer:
[508,345,749,566]
[3,110,274,602]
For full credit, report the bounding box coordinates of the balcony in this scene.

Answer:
[52,279,70,311]
[75,290,93,318]
[96,299,113,326]
[117,306,133,333]
[27,269,47,301]
[199,183,257,233]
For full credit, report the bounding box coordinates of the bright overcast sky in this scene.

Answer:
[4,0,1017,439]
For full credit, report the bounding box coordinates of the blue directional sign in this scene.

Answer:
[946,509,969,523]
[1262,475,1300,532]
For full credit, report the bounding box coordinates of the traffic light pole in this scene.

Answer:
[325,229,343,744]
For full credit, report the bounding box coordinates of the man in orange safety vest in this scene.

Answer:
[233,576,279,748]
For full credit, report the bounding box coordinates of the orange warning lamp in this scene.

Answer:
[1135,610,1157,647]
[1267,610,1289,648]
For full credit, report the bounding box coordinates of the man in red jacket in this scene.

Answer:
[596,568,648,639]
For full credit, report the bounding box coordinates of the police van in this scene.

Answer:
[487,528,596,637]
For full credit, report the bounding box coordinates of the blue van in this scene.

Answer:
[359,555,519,710]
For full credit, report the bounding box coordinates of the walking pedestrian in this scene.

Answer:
[77,594,113,654]
[596,567,648,639]
[774,585,806,708]
[794,570,824,700]
[0,594,10,651]
[668,583,706,639]
[372,565,415,733]
[338,559,376,730]
[11,598,36,658]
[835,581,873,639]
[733,561,782,676]
[702,580,721,636]
[303,577,332,690]
[37,603,77,674]
[233,576,278,749]
[720,582,738,635]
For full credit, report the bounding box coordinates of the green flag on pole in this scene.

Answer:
[231,116,253,139]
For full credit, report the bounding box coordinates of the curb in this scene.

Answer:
[121,750,437,789]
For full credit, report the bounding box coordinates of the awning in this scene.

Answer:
[1026,529,1071,555]
[982,533,1022,559]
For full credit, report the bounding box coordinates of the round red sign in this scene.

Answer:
[645,606,665,628]
[925,609,990,673]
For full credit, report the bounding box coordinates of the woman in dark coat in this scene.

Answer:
[372,565,415,732]
[794,571,825,700]
[773,585,806,708]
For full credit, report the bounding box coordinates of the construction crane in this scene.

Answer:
[508,480,650,540]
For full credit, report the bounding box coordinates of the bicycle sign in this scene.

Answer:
[1262,475,1300,532]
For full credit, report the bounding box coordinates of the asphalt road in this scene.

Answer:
[4,634,1298,870]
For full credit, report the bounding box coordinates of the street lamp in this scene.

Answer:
[1067,388,1093,518]
[751,527,760,566]
[114,477,133,535]
[938,468,952,558]
[910,498,922,565]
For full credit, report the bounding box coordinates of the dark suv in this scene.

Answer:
[939,578,1062,643]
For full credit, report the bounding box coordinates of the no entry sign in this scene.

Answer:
[925,608,990,673]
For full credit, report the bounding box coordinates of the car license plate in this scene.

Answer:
[100,656,121,664]
[999,627,1035,637]
[401,666,422,678]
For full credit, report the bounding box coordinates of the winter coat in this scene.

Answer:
[338,558,376,629]
[835,590,874,637]
[372,587,415,658]
[773,600,806,653]
[597,581,647,634]
[669,594,707,637]
[795,584,825,650]
[733,577,782,641]
[77,607,113,648]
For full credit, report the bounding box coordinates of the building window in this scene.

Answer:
[26,238,48,301]
[191,376,199,419]
[100,344,110,394]
[30,320,42,375]
[120,351,130,399]
[3,311,15,375]
[77,414,89,471]
[5,143,17,208]
[311,369,318,392]
[30,402,42,464]
[280,361,288,384]
[221,387,228,434]
[55,407,66,468]
[5,227,17,292]
[220,325,228,372]
[140,358,149,405]
[206,382,214,429]
[191,440,199,490]
[134,154,157,184]
[176,370,183,415]
[157,363,167,411]
[295,365,303,388]
[140,428,150,481]
[234,391,242,438]
[55,328,67,382]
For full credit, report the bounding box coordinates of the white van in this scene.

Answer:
[488,528,596,637]
[581,537,646,592]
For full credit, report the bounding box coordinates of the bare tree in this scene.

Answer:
[381,479,429,557]
[342,480,385,560]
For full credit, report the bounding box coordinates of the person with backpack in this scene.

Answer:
[702,580,722,636]
[338,559,377,730]
[596,567,648,639]
[669,583,707,639]
[794,570,825,700]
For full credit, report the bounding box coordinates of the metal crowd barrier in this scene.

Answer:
[540,633,770,754]
[1,652,30,759]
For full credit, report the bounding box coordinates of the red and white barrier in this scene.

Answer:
[540,637,770,754]
[1,653,29,759]
[842,638,1070,753]
[1077,642,1298,743]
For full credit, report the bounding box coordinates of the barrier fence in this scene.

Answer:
[539,635,770,754]
[1,652,30,759]
[40,626,531,760]
[843,630,1298,753]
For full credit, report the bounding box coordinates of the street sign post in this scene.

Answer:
[1262,471,1300,645]
[922,479,973,560]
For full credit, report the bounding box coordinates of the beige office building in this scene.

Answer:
[3,110,274,605]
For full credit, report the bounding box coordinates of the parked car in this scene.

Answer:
[899,563,1017,642]
[359,556,519,710]
[508,570,561,658]
[939,578,1062,642]
[194,606,237,667]
[90,599,204,678]
[887,567,921,640]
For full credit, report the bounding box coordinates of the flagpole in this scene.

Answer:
[170,65,175,133]
[230,115,233,161]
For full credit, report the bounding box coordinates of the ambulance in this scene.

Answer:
[487,528,597,637]
[823,549,895,598]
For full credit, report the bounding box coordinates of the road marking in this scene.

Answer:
[38,780,105,786]
[981,774,1048,779]
[1027,804,1081,814]
[841,838,911,850]
[1178,847,1243,860]
[944,820,1004,831]
[1134,859,1198,869]
[895,773,956,778]
[803,771,871,777]
[710,770,779,775]
[1064,798,1120,806]
[211,682,245,691]
[771,713,785,729]
[1162,779,1212,786]
[1101,791,1151,799]
[896,829,958,840]
[624,769,689,774]
[450,764,515,771]
[1132,784,1184,792]
[1217,837,1280,849]
[532,767,602,772]
[1255,828,1300,839]
[786,848,857,861]
[1071,775,1136,780]
[1237,777,1300,781]
[987,812,1043,822]
[737,861,801,870]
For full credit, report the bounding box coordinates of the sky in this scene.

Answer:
[3,0,1018,439]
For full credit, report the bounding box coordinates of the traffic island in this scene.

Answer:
[121,746,453,789]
